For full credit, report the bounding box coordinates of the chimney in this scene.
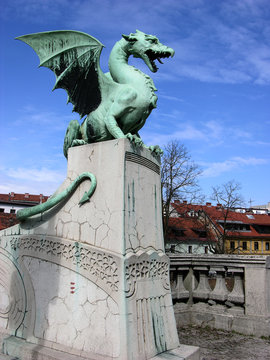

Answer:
[24,193,29,199]
[217,203,222,207]
[10,192,15,197]
[206,202,211,207]
[174,200,180,204]
[183,200,187,204]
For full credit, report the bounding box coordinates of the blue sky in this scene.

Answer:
[1,0,269,206]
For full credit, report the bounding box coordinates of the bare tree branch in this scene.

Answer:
[161,140,202,239]
[207,180,244,254]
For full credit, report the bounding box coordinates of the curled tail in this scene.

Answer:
[17,172,96,221]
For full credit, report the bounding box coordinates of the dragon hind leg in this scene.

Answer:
[63,120,86,158]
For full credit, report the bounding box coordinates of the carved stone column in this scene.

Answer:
[0,139,195,360]
[193,266,211,302]
[227,268,245,305]
[208,266,228,302]
[175,267,189,301]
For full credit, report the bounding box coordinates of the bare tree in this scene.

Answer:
[201,180,244,254]
[161,140,202,240]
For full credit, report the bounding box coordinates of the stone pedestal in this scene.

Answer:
[0,139,199,360]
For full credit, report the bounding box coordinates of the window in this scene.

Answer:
[172,229,185,237]
[266,242,270,251]
[253,225,270,234]
[188,245,192,254]
[0,208,4,212]
[254,242,259,251]
[204,246,208,254]
[242,241,247,250]
[218,222,250,231]
[199,231,207,238]
[10,209,16,214]
[170,245,175,253]
[230,241,235,251]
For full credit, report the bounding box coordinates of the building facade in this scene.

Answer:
[165,201,216,254]
[0,192,49,230]
[168,201,270,255]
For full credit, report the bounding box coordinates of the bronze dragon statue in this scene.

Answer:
[16,30,174,221]
[17,30,174,157]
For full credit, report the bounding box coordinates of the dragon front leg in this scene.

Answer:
[63,120,87,158]
[104,88,138,140]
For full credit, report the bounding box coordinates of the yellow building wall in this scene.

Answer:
[225,238,270,255]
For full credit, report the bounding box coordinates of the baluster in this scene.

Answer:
[193,266,211,302]
[227,268,245,305]
[175,266,189,300]
[170,266,177,300]
[209,266,229,302]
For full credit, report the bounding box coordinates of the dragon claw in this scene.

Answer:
[126,133,144,147]
[148,145,163,156]
[72,139,87,147]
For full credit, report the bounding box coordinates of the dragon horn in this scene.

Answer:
[122,33,137,42]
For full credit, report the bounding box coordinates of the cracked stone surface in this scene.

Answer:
[24,257,120,358]
[8,139,165,256]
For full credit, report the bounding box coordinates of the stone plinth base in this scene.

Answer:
[0,139,194,360]
[2,336,200,360]
[151,345,200,360]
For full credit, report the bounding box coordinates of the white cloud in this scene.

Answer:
[232,157,268,166]
[6,167,65,183]
[203,121,223,139]
[159,94,184,102]
[17,105,72,130]
[202,156,268,177]
[142,118,254,149]
[248,140,270,146]
[0,166,66,196]
[202,120,252,143]
[4,0,270,84]
[141,122,206,147]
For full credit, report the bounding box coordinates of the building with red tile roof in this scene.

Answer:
[0,192,49,230]
[165,201,216,254]
[169,201,270,255]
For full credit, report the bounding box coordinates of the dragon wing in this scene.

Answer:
[16,30,106,118]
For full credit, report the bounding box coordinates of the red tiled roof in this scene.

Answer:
[167,216,215,243]
[172,202,270,239]
[0,192,49,205]
[0,213,19,231]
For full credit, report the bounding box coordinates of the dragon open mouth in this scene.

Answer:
[145,49,174,72]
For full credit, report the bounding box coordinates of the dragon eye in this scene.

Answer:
[148,38,158,44]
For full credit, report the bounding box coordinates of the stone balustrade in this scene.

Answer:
[169,254,270,337]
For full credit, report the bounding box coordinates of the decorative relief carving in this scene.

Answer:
[136,295,167,356]
[0,252,27,332]
[125,152,160,175]
[9,237,119,292]
[125,257,170,297]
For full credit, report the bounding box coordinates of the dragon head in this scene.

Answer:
[122,30,174,73]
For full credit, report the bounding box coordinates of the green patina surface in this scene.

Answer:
[17,30,174,157]
[15,30,173,221]
[16,172,96,221]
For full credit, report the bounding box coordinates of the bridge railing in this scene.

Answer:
[169,253,270,337]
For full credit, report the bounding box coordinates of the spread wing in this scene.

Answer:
[16,30,105,118]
